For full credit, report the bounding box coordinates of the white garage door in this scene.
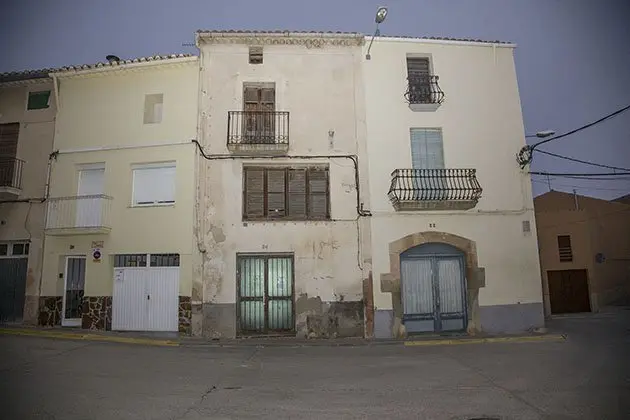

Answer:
[112,253,179,332]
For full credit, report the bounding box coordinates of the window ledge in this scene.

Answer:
[130,203,175,209]
[408,103,441,112]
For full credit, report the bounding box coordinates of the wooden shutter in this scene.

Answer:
[308,168,329,219]
[244,168,265,219]
[266,169,286,218]
[288,169,307,218]
[0,123,19,157]
[410,128,444,169]
[557,235,573,262]
[406,57,430,77]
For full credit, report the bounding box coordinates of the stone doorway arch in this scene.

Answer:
[380,231,485,338]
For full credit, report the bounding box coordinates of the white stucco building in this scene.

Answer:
[363,36,544,338]
[193,31,372,338]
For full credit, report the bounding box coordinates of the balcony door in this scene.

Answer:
[410,128,446,200]
[76,167,104,228]
[243,83,276,144]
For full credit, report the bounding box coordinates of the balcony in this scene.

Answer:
[227,111,289,154]
[0,157,24,198]
[404,75,445,112]
[388,169,482,211]
[45,195,113,235]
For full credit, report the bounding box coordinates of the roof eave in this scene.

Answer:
[51,56,198,78]
[372,36,516,48]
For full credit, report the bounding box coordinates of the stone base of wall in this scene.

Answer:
[81,296,112,331]
[38,296,62,326]
[296,295,364,339]
[479,303,545,334]
[178,296,192,335]
[202,303,236,339]
[23,295,40,325]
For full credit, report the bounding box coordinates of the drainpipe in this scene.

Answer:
[573,189,579,210]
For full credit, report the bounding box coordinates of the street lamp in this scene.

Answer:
[526,130,555,139]
[366,6,388,60]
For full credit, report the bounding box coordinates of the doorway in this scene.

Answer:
[0,243,29,323]
[400,243,467,334]
[547,269,591,314]
[62,256,86,327]
[76,167,104,227]
[237,254,294,335]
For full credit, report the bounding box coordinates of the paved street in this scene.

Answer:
[1,308,629,420]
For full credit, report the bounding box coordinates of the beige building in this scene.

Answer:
[0,69,56,325]
[194,31,371,338]
[535,190,630,316]
[39,54,199,333]
[363,36,544,337]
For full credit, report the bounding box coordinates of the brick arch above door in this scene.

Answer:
[379,231,486,338]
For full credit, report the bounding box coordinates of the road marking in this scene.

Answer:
[0,328,179,347]
[404,334,567,347]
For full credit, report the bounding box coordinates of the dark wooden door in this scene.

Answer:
[547,269,591,314]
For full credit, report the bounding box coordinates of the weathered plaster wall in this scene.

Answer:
[196,40,371,338]
[0,80,56,324]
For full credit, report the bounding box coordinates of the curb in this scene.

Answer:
[404,334,567,347]
[0,328,179,347]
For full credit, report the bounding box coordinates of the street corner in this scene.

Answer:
[403,333,567,347]
[0,327,180,347]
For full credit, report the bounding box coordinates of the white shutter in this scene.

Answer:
[133,165,176,206]
[410,128,444,169]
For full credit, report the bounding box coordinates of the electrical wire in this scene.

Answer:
[517,103,630,168]
[531,178,630,192]
[533,149,630,171]
[529,171,630,177]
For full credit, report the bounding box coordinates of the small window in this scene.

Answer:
[243,166,329,220]
[114,254,147,267]
[150,253,180,267]
[143,94,163,124]
[249,46,263,64]
[522,220,531,233]
[27,91,51,110]
[11,243,28,256]
[557,235,573,262]
[132,163,176,206]
[0,244,7,256]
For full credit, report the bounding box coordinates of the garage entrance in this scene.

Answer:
[547,269,591,314]
[400,242,467,334]
[112,253,180,332]
[0,242,29,323]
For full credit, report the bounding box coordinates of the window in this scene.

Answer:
[132,163,176,206]
[114,253,180,267]
[557,235,573,262]
[243,166,329,220]
[406,57,431,101]
[27,90,51,110]
[0,242,29,257]
[249,46,263,64]
[410,128,444,169]
[143,94,163,124]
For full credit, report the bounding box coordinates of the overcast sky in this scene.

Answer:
[1,0,629,199]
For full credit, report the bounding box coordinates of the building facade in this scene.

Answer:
[0,70,56,325]
[363,37,544,337]
[535,191,630,315]
[39,55,199,332]
[194,31,372,338]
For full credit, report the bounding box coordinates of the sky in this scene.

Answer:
[1,0,629,199]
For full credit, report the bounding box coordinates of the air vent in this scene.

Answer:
[249,46,263,64]
[522,220,531,233]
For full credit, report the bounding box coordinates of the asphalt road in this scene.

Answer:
[1,308,629,420]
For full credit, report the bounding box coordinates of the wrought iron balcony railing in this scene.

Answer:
[45,194,113,235]
[388,169,482,211]
[227,111,289,154]
[0,157,24,191]
[404,75,445,108]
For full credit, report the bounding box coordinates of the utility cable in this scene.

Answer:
[533,149,630,171]
[517,103,630,168]
[529,171,630,177]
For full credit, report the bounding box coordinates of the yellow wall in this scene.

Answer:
[42,59,198,298]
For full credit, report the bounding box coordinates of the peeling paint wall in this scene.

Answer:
[196,40,371,338]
